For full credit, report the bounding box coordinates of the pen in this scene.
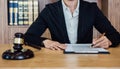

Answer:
[92,33,106,46]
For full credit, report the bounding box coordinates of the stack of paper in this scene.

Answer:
[64,44,109,54]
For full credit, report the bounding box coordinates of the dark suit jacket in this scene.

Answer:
[24,0,120,47]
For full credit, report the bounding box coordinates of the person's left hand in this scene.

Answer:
[92,36,112,49]
[43,39,66,50]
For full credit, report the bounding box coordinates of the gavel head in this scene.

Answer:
[13,33,24,52]
[14,33,24,45]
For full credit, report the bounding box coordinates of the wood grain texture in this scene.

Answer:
[0,44,120,68]
[102,0,120,33]
[108,0,120,32]
[0,0,8,44]
[0,0,2,43]
[38,0,57,12]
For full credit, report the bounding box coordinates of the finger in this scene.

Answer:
[53,46,61,51]
[49,44,56,50]
[52,42,67,50]
[93,40,105,47]
[102,42,109,49]
[93,36,105,44]
[49,42,62,50]
[93,40,109,48]
[57,44,67,50]
[93,36,105,45]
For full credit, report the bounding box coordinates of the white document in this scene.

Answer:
[65,44,109,54]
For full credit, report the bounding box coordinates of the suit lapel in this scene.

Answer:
[77,0,86,43]
[57,1,70,43]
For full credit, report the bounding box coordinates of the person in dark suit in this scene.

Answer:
[24,0,120,50]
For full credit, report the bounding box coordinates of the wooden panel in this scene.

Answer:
[108,0,120,32]
[102,0,120,33]
[84,0,101,8]
[3,0,9,44]
[0,0,2,43]
[0,0,10,44]
[0,0,8,44]
[38,0,57,12]
[0,0,4,43]
[101,0,108,17]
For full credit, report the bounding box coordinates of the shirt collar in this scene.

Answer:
[62,0,80,13]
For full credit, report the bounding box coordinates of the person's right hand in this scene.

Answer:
[43,39,66,50]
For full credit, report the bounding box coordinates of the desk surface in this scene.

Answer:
[0,44,120,69]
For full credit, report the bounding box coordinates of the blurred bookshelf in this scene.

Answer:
[0,0,57,44]
[7,0,39,26]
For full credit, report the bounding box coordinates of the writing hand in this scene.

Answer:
[92,33,112,49]
[43,39,66,50]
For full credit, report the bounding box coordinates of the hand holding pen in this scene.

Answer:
[92,33,112,49]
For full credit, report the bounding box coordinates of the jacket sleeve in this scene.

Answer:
[93,3,120,47]
[24,7,49,47]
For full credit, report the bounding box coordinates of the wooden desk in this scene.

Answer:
[0,44,120,69]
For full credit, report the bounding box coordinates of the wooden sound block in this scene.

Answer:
[2,49,34,60]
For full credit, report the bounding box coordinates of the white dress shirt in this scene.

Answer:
[62,0,80,44]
